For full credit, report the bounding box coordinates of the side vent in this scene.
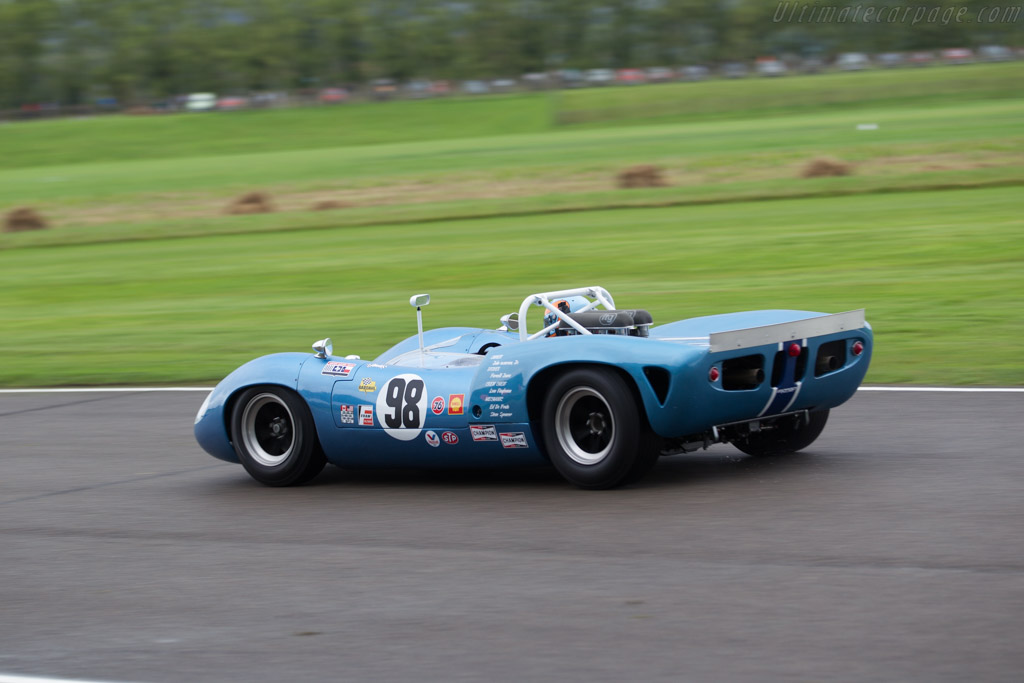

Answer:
[722,355,765,391]
[643,366,671,404]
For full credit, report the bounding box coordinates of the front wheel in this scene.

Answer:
[541,368,657,489]
[230,386,326,486]
[732,409,830,457]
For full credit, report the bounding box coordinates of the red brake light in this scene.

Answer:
[852,341,864,356]
[788,343,802,357]
[709,367,720,382]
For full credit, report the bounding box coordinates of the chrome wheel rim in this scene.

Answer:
[240,393,296,467]
[555,387,614,465]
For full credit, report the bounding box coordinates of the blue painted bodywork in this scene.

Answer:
[195,308,873,469]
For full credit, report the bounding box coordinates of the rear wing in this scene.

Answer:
[709,310,866,353]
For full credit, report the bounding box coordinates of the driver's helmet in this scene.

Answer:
[544,296,590,336]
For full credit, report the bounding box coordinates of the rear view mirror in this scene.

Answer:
[500,313,519,331]
[409,293,430,308]
[312,338,333,359]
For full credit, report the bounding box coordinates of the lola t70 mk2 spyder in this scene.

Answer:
[194,286,872,489]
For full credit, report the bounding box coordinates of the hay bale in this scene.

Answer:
[226,191,275,215]
[616,165,669,189]
[801,158,853,178]
[4,207,48,232]
[311,200,351,211]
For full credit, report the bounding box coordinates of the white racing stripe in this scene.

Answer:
[0,386,1022,394]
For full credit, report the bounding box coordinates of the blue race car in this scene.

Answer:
[195,286,872,489]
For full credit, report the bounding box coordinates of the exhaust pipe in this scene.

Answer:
[729,368,765,386]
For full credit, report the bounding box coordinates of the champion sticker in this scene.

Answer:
[358,405,374,426]
[441,431,459,445]
[322,361,355,377]
[358,378,377,393]
[499,432,528,449]
[470,425,498,442]
[425,430,440,447]
[339,404,354,424]
[448,394,465,415]
[431,396,445,415]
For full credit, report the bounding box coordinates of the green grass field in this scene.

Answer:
[1,63,1022,386]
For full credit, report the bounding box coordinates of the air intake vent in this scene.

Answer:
[643,367,671,404]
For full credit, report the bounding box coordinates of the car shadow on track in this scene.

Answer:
[199,446,825,493]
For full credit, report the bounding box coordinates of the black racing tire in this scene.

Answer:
[732,409,830,457]
[541,367,657,489]
[230,386,327,486]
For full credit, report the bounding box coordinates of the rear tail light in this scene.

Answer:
[852,340,864,356]
[709,366,720,382]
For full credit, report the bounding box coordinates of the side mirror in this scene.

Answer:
[409,293,430,308]
[500,313,519,331]
[312,338,333,359]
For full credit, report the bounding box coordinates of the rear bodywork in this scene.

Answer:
[196,290,872,469]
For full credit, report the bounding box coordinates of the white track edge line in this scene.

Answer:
[0,386,1023,394]
[0,674,136,683]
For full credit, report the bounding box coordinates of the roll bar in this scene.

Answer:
[516,286,616,341]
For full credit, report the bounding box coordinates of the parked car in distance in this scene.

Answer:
[645,66,675,83]
[318,87,348,104]
[584,68,616,86]
[721,62,749,78]
[430,80,452,96]
[462,80,490,95]
[185,93,217,112]
[978,45,1012,62]
[216,96,248,111]
[876,52,905,68]
[679,65,710,81]
[908,51,935,66]
[521,72,550,90]
[403,80,433,99]
[490,78,518,93]
[371,78,397,100]
[941,48,974,64]
[555,69,585,88]
[836,52,871,71]
[616,68,647,85]
[755,57,787,76]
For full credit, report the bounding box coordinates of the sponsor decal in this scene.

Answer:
[448,393,465,415]
[599,313,616,326]
[431,396,445,415]
[425,430,440,447]
[339,404,354,424]
[367,363,388,369]
[441,431,459,445]
[377,374,428,441]
[322,361,356,377]
[470,425,498,442]
[358,378,377,393]
[500,432,528,449]
[358,405,374,426]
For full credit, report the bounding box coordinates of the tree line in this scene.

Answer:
[0,0,1020,108]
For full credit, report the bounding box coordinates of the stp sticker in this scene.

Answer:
[499,432,528,449]
[322,361,355,377]
[469,425,498,442]
[339,404,354,424]
[425,430,440,447]
[358,405,374,426]
[430,396,445,415]
[448,394,465,415]
[441,431,459,445]
[358,378,377,393]
[376,374,428,441]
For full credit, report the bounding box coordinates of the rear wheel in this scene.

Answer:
[230,386,326,486]
[541,368,657,489]
[732,409,830,457]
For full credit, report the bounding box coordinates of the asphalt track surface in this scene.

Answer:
[2,390,1022,683]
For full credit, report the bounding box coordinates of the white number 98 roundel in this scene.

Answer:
[376,374,428,441]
